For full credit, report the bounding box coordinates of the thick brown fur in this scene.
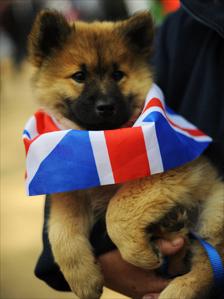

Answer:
[28,10,224,299]
[29,10,153,131]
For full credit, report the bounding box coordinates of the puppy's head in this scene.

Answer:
[28,10,154,130]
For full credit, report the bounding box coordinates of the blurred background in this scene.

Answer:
[0,1,180,298]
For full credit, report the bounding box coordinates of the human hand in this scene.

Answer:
[98,237,184,299]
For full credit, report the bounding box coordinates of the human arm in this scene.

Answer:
[98,238,184,299]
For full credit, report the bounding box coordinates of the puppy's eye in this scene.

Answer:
[112,70,125,81]
[72,71,86,83]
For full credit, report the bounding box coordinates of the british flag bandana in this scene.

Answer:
[23,84,212,196]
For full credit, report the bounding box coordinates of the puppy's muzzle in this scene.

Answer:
[95,99,116,117]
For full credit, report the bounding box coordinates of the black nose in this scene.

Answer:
[95,101,115,117]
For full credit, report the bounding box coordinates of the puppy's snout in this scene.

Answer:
[95,100,115,117]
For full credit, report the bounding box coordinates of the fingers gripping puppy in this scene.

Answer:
[28,10,154,299]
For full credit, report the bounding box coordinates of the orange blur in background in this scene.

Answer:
[161,0,180,13]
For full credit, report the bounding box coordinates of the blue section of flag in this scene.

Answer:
[23,129,31,139]
[164,105,177,115]
[29,130,100,195]
[24,84,212,196]
[143,112,209,171]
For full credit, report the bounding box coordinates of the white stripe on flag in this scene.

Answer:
[166,112,197,129]
[89,131,115,185]
[26,130,70,194]
[169,126,212,142]
[135,106,212,143]
[142,124,164,174]
[145,83,165,107]
[23,116,38,139]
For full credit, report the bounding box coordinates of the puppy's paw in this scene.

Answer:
[65,263,104,299]
[159,276,208,299]
[120,242,163,270]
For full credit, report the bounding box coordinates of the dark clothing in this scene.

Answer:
[35,0,224,292]
[154,0,224,175]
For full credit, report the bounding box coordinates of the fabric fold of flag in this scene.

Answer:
[23,83,212,196]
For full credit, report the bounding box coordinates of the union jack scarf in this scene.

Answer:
[23,84,212,196]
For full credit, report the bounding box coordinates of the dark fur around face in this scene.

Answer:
[28,10,154,130]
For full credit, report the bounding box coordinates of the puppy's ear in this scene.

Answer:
[119,11,154,57]
[28,10,72,66]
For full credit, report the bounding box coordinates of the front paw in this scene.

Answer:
[119,241,163,270]
[159,276,208,299]
[65,264,104,299]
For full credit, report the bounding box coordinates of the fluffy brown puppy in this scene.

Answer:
[28,10,224,299]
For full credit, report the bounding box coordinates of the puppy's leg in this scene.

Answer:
[48,192,103,299]
[159,244,218,299]
[159,181,224,299]
[159,241,224,299]
[106,159,219,271]
[106,173,192,270]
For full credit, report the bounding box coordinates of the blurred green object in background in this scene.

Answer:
[149,0,180,24]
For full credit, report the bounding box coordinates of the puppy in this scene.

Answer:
[28,10,224,299]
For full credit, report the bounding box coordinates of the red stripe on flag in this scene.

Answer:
[104,127,150,183]
[23,111,60,155]
[35,110,59,134]
[143,97,163,113]
[167,118,205,137]
[23,138,32,154]
[143,98,206,137]
[23,134,41,154]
